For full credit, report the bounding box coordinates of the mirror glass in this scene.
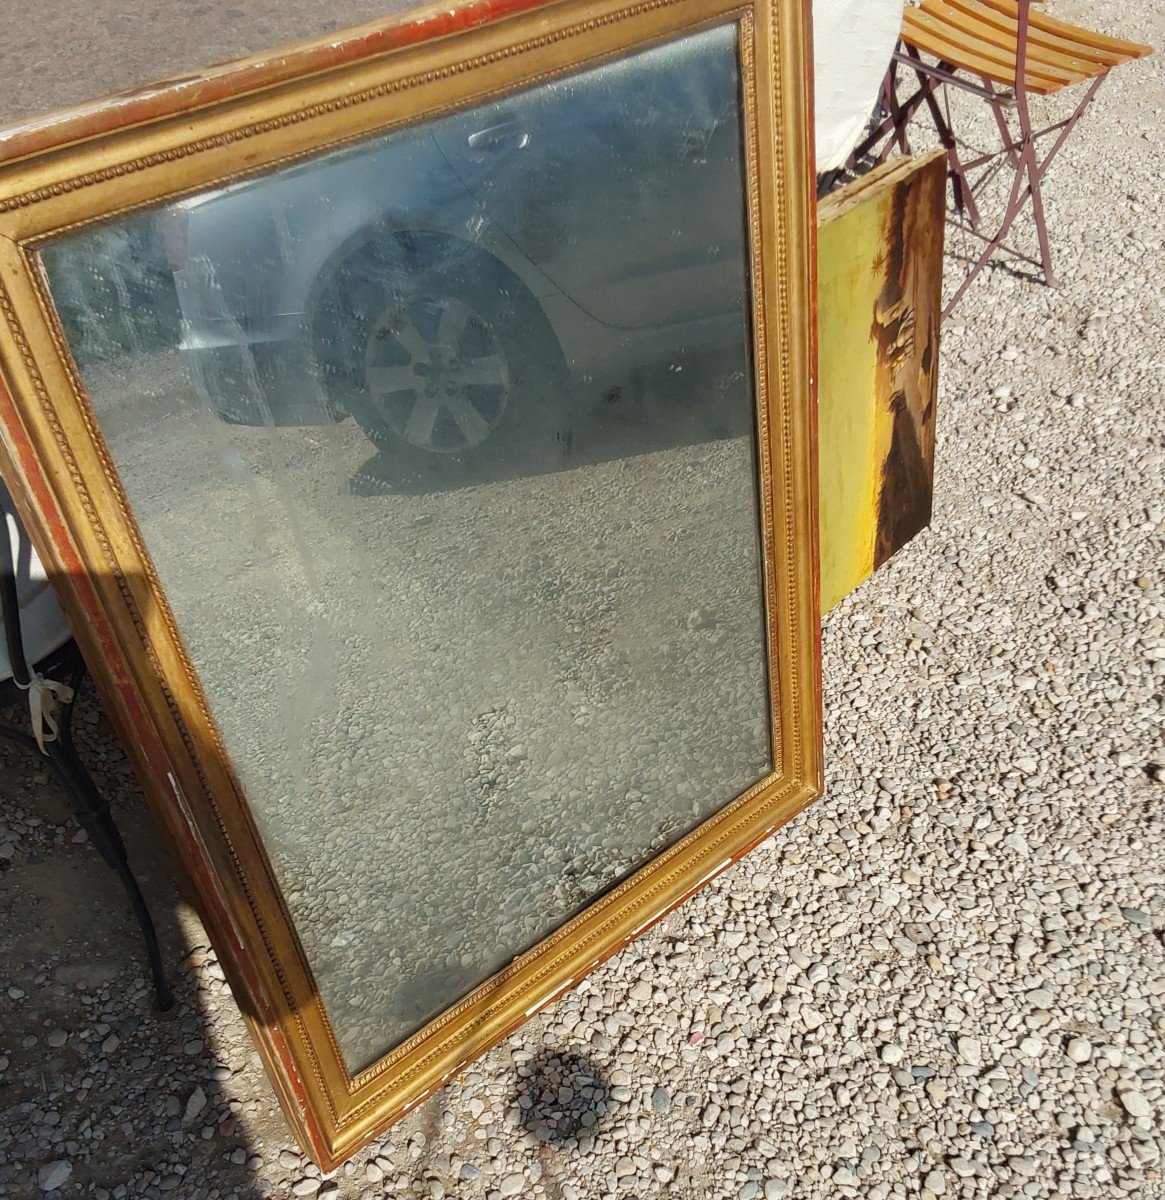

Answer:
[40,21,772,1070]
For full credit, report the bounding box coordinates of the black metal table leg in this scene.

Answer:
[45,725,175,1012]
[2,486,173,1012]
[53,660,174,1011]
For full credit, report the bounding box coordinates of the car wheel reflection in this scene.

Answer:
[313,231,569,470]
[363,293,510,454]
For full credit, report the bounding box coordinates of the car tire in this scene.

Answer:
[311,231,569,473]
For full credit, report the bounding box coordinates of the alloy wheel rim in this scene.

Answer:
[363,294,509,453]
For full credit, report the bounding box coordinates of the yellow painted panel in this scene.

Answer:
[817,152,945,612]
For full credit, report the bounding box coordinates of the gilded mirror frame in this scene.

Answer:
[0,0,821,1165]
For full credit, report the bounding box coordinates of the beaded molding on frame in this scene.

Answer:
[0,0,817,1165]
[12,0,800,1111]
[5,0,690,224]
[6,9,796,1135]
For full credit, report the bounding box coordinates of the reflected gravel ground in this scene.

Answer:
[88,357,771,1070]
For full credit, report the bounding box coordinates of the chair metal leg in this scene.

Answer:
[983,79,1022,170]
[912,58,982,230]
[44,723,174,1012]
[1025,142,1057,288]
[1011,88,1056,289]
[941,135,1036,318]
[1035,75,1105,182]
[847,57,929,170]
[1025,74,1106,289]
[883,62,913,160]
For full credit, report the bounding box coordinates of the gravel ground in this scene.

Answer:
[2,0,1163,1196]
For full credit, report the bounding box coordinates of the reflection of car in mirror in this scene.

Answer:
[161,24,752,467]
[49,223,179,365]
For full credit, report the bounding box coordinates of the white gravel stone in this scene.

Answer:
[956,1037,982,1067]
[1066,1038,1093,1063]
[1118,1090,1152,1120]
[37,1162,71,1192]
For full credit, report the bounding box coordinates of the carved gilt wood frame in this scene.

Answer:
[0,0,821,1165]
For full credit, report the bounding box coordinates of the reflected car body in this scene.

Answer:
[168,25,751,457]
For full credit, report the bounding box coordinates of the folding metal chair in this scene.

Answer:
[851,0,1152,316]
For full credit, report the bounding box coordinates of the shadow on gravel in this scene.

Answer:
[0,682,273,1200]
[515,1050,612,1144]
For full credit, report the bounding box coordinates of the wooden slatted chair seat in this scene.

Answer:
[905,0,1148,93]
[850,0,1152,314]
[975,0,1150,63]
[904,6,1095,93]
